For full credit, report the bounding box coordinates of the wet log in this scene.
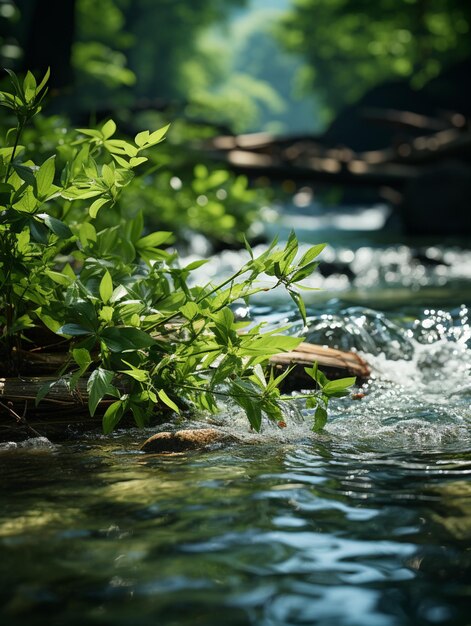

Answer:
[0,376,89,405]
[0,343,370,440]
[0,343,369,408]
[205,144,416,188]
[203,119,471,188]
[0,376,125,440]
[269,342,370,391]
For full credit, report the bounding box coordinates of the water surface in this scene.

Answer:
[1,211,470,625]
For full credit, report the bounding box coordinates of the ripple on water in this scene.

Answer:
[0,240,470,625]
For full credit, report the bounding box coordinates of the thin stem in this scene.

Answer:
[0,399,43,438]
[4,120,24,183]
[154,268,248,331]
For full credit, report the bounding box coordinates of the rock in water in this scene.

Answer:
[141,428,232,453]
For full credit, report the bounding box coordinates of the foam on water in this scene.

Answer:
[192,305,471,451]
[0,436,55,452]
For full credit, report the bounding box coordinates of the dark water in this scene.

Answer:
[1,209,470,625]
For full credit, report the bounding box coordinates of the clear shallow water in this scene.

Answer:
[1,216,470,626]
[1,437,470,626]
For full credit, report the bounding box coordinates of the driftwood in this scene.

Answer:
[202,112,471,236]
[0,343,370,440]
[202,113,471,188]
[0,343,369,404]
[270,342,369,391]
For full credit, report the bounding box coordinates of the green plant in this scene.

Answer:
[122,157,265,247]
[1,112,266,248]
[0,69,355,434]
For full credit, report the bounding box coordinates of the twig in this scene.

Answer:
[0,399,43,438]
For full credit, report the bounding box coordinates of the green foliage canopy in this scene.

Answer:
[280,0,471,119]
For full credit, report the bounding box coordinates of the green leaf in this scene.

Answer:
[35,379,58,407]
[180,301,199,320]
[12,164,36,186]
[136,231,173,250]
[87,367,116,417]
[101,119,116,139]
[70,348,92,388]
[76,128,102,139]
[29,218,48,243]
[99,270,113,303]
[146,124,170,147]
[124,210,144,244]
[157,389,180,414]
[36,156,55,199]
[282,230,299,267]
[120,366,148,382]
[37,67,50,93]
[240,334,301,356]
[16,228,30,253]
[101,163,115,187]
[72,348,92,371]
[76,221,97,247]
[44,270,74,286]
[230,379,263,431]
[38,214,72,239]
[105,139,137,157]
[99,305,114,323]
[89,197,110,218]
[129,156,148,168]
[5,69,22,99]
[110,284,128,303]
[304,363,329,388]
[290,261,320,284]
[13,188,38,213]
[267,364,294,392]
[111,153,131,169]
[130,402,147,428]
[62,186,103,201]
[213,307,234,331]
[288,290,307,326]
[240,398,262,431]
[184,259,208,271]
[323,377,356,397]
[298,243,326,266]
[103,400,125,434]
[313,406,328,432]
[23,71,37,102]
[100,326,156,352]
[134,130,150,147]
[251,363,267,388]
[38,313,62,334]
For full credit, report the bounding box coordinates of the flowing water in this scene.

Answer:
[1,205,470,625]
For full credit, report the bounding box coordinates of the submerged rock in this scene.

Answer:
[141,428,233,453]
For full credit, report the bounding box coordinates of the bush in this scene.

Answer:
[0,70,354,433]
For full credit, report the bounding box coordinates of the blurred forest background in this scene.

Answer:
[1,0,470,237]
[1,0,469,132]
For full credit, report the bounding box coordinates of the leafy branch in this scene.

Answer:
[0,69,356,436]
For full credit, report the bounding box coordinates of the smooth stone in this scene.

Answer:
[141,428,233,453]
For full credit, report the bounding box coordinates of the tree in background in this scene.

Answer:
[280,0,471,121]
[3,0,314,133]
[3,0,250,122]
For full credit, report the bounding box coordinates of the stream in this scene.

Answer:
[1,203,470,625]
